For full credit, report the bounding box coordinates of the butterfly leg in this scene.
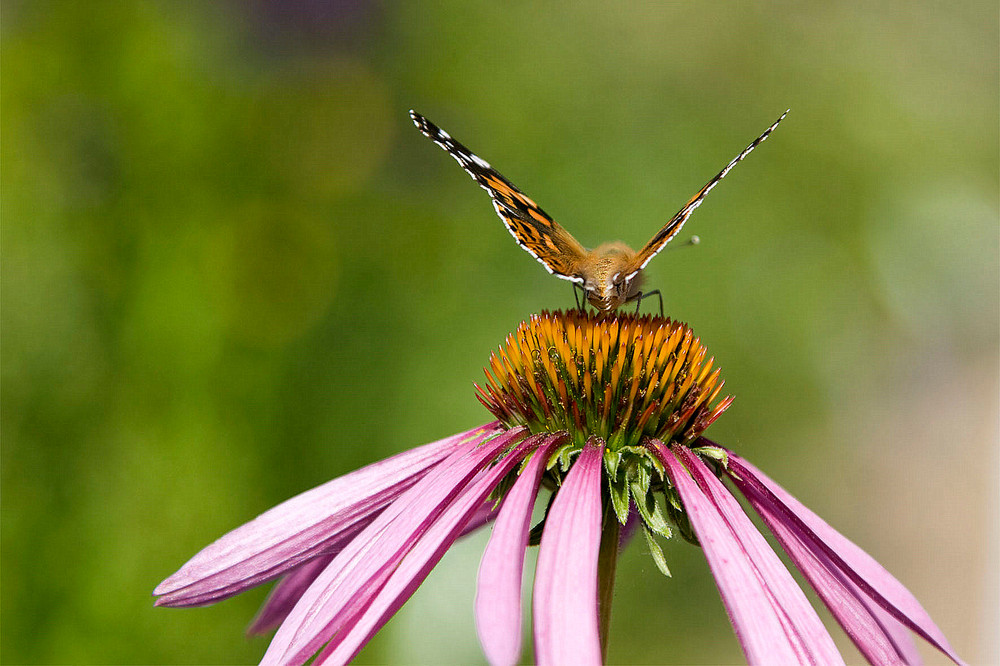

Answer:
[647,290,664,316]
[629,290,664,317]
[573,283,587,312]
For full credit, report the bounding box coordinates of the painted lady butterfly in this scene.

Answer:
[411,109,787,311]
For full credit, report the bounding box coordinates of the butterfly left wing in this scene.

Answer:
[410,111,587,283]
[623,110,789,282]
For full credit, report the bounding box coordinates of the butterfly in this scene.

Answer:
[410,109,788,312]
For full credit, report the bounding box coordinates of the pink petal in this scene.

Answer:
[533,438,604,666]
[732,472,921,665]
[314,435,552,665]
[864,595,926,666]
[260,427,526,666]
[462,499,501,536]
[248,554,336,636]
[248,495,497,636]
[654,442,844,665]
[155,422,501,607]
[475,437,561,666]
[726,452,965,665]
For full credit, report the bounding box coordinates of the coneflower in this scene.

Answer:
[155,311,962,665]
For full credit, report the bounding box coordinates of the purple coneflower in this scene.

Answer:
[155,311,962,665]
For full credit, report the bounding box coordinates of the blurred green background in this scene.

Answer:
[3,2,996,664]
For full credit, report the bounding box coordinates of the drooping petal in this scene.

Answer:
[155,422,501,607]
[533,438,604,666]
[733,474,922,665]
[248,553,336,636]
[475,437,561,666]
[314,435,552,665]
[462,499,501,536]
[863,594,926,666]
[725,452,965,665]
[653,442,844,665]
[677,447,845,664]
[260,427,526,666]
[247,495,498,637]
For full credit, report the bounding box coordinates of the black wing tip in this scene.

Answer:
[753,109,790,145]
[409,109,434,134]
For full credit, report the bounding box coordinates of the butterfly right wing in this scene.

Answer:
[410,111,587,284]
[624,110,789,282]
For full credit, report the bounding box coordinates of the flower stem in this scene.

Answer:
[597,494,620,660]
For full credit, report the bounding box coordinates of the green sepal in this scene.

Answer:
[547,443,574,473]
[489,469,518,509]
[642,526,671,577]
[665,483,684,512]
[663,487,699,546]
[527,490,557,546]
[630,464,672,539]
[604,448,623,482]
[609,473,631,524]
[645,447,666,480]
[558,445,578,472]
[692,444,729,469]
[517,448,539,475]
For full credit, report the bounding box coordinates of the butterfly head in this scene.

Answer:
[580,243,641,312]
[585,277,632,311]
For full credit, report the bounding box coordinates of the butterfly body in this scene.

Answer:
[410,109,787,312]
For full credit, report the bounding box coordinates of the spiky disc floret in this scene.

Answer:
[476,310,732,451]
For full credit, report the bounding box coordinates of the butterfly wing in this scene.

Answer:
[410,111,587,283]
[624,110,789,282]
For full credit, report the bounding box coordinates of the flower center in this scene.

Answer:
[476,310,732,451]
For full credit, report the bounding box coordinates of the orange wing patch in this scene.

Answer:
[411,111,587,283]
